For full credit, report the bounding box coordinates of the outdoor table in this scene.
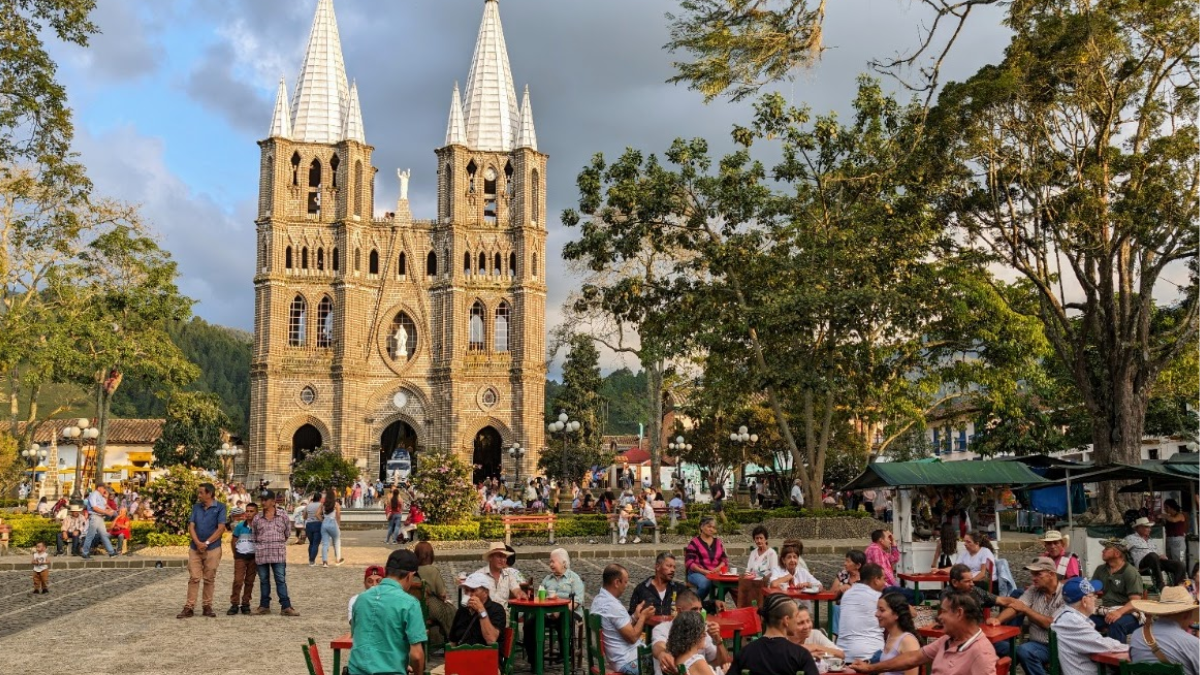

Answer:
[331,632,352,675]
[917,624,1020,656]
[508,597,572,675]
[790,589,838,633]
[1089,651,1129,675]
[704,571,741,604]
[898,571,950,605]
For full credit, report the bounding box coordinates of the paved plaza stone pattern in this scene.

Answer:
[0,541,1041,675]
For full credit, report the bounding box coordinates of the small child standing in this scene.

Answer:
[617,503,632,544]
[31,542,49,594]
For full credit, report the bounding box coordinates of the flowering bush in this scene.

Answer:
[410,448,476,525]
[291,447,359,495]
[143,465,223,535]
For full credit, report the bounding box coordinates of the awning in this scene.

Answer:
[1043,454,1200,489]
[841,459,1051,491]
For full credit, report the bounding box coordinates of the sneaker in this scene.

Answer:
[309,562,316,567]
[202,606,217,618]
[632,537,642,544]
[335,559,345,566]
[227,605,240,616]
[176,607,195,619]
[619,537,626,544]
[251,607,271,616]
[108,552,119,558]
[280,607,299,617]
[240,605,251,615]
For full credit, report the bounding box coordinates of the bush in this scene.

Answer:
[410,449,477,525]
[142,465,225,534]
[415,522,481,541]
[292,447,360,494]
[2,516,167,547]
[146,532,191,547]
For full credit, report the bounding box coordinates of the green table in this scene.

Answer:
[705,572,741,605]
[509,597,573,675]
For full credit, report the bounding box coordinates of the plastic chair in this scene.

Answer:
[1119,664,1184,675]
[1048,628,1061,675]
[445,643,500,675]
[584,608,624,675]
[717,606,763,656]
[302,637,326,675]
[996,656,1012,675]
[499,627,515,675]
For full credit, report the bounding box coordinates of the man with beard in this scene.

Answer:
[629,552,689,616]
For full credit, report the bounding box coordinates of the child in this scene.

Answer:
[31,542,49,594]
[228,504,257,615]
[618,503,632,544]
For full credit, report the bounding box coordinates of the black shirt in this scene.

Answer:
[627,577,690,615]
[448,598,506,646]
[727,636,819,675]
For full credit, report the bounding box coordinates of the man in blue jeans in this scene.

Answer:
[1089,539,1144,644]
[251,490,298,616]
[81,484,117,559]
[987,556,1065,674]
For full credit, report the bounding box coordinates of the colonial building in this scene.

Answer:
[247,0,547,486]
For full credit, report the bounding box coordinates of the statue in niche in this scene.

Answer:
[390,323,410,360]
[398,169,411,201]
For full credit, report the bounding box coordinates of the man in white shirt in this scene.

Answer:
[590,563,656,675]
[790,479,805,508]
[632,499,656,544]
[650,590,731,675]
[837,562,886,661]
[1050,577,1126,675]
[472,542,527,609]
[80,484,116,559]
[1124,517,1186,591]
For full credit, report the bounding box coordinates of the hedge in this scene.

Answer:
[415,522,481,541]
[1,514,180,548]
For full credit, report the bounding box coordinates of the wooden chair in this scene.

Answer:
[302,637,326,675]
[996,656,1012,675]
[445,643,500,675]
[1119,664,1184,675]
[584,609,624,675]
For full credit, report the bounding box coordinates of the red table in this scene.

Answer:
[772,588,838,632]
[1090,651,1129,675]
[898,571,949,604]
[918,624,1020,656]
[331,632,352,675]
[509,597,573,675]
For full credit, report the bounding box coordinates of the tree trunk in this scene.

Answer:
[645,358,664,490]
[1090,371,1149,523]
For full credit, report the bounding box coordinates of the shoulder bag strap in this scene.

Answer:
[1141,623,1171,664]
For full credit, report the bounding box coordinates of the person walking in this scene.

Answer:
[385,489,404,545]
[227,503,257,615]
[304,492,323,565]
[80,483,117,560]
[177,482,227,619]
[320,487,344,567]
[251,490,297,616]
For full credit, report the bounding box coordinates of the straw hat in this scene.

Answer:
[483,542,507,560]
[1039,530,1069,545]
[1132,517,1153,529]
[68,504,82,514]
[1132,586,1200,617]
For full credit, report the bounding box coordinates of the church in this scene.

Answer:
[247,0,547,487]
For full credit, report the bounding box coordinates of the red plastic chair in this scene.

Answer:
[717,606,763,656]
[302,638,326,675]
[445,643,500,675]
[996,656,1012,675]
[499,627,515,675]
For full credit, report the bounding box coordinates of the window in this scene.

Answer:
[354,248,361,272]
[504,161,514,197]
[301,247,309,269]
[469,301,485,351]
[466,160,477,194]
[445,164,453,219]
[330,154,340,189]
[532,170,540,222]
[369,249,380,275]
[289,295,307,347]
[478,253,487,275]
[354,160,364,217]
[332,247,339,272]
[509,252,516,278]
[291,152,301,186]
[317,296,334,348]
[426,251,437,278]
[300,386,316,405]
[532,252,538,278]
[398,252,406,277]
[495,302,510,352]
[307,159,322,214]
[494,253,502,277]
[957,429,967,452]
[285,246,293,269]
[316,248,325,271]
[1148,448,1160,460]
[463,252,472,276]
[388,312,417,360]
[932,429,941,455]
[443,248,449,275]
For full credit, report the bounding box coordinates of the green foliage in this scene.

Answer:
[410,448,477,525]
[415,522,480,542]
[599,369,650,435]
[3,516,167,547]
[291,448,360,495]
[145,532,191,547]
[142,465,215,535]
[543,336,612,483]
[151,391,231,470]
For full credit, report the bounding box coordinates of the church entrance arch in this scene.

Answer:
[380,420,418,484]
[472,426,503,484]
[292,424,323,464]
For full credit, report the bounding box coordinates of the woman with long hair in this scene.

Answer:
[304,491,324,565]
[320,487,344,567]
[385,489,404,545]
[874,592,921,675]
[666,611,717,675]
[938,530,995,591]
[933,521,958,569]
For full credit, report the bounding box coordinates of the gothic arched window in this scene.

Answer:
[388,312,417,360]
[290,152,301,186]
[495,301,510,352]
[532,252,539,279]
[426,251,437,278]
[330,154,340,189]
[288,295,307,347]
[466,160,478,194]
[532,170,540,223]
[285,246,293,269]
[354,248,361,272]
[398,252,406,277]
[316,247,325,271]
[354,160,364,217]
[469,301,485,351]
[494,253,502,277]
[332,247,339,272]
[478,253,487,275]
[509,252,517,278]
[464,252,472,276]
[301,247,309,269]
[316,296,334,348]
[307,159,322,215]
[504,161,514,197]
[369,249,380,275]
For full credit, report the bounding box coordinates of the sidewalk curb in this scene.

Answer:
[0,558,187,572]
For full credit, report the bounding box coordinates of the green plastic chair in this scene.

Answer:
[1119,663,1184,675]
[1048,628,1061,675]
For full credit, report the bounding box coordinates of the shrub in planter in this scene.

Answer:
[415,522,481,541]
[143,465,224,535]
[8,519,61,547]
[410,449,477,525]
[147,532,192,547]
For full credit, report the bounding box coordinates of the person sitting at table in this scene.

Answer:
[449,572,506,649]
[874,592,922,675]
[531,548,586,665]
[1128,585,1199,675]
[789,603,843,660]
[746,526,779,579]
[1049,577,1127,675]
[837,563,887,661]
[347,549,427,675]
[833,550,867,597]
[630,552,689,616]
[987,557,1065,673]
[664,610,721,675]
[940,562,1017,655]
[769,542,822,592]
[1039,530,1081,579]
[413,541,455,645]
[849,593,996,675]
[684,517,729,607]
[590,563,656,675]
[650,590,731,675]
[1089,538,1144,644]
[938,530,996,593]
[472,541,527,610]
[727,594,819,675]
[1124,516,1187,592]
[348,565,385,623]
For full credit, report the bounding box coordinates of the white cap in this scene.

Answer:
[461,572,493,590]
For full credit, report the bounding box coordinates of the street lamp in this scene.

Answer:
[730,425,759,491]
[507,443,526,486]
[63,418,99,498]
[547,412,580,487]
[216,442,244,483]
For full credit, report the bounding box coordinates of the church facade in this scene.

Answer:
[247,0,547,486]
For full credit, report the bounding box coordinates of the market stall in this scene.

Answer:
[842,460,1049,573]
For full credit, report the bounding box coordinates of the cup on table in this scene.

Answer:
[824,657,843,671]
[729,567,738,575]
[547,590,557,599]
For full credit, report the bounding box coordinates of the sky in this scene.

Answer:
[47,0,1016,374]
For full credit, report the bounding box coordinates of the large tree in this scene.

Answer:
[151,391,230,470]
[542,335,610,485]
[926,0,1198,518]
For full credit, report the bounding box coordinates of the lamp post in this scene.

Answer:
[730,425,759,493]
[216,442,244,483]
[22,444,47,496]
[546,412,580,487]
[63,418,99,498]
[507,443,525,486]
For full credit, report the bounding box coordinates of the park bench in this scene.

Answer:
[607,512,661,545]
[501,513,556,545]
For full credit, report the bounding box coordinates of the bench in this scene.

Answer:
[608,512,661,545]
[501,514,556,545]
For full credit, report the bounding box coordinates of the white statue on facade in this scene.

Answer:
[398,169,411,201]
[392,323,410,360]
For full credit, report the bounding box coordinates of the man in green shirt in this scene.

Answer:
[1090,538,1144,644]
[348,549,427,675]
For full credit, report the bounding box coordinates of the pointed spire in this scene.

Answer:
[269,78,292,139]
[343,80,365,143]
[516,85,537,151]
[290,0,351,144]
[445,83,467,146]
[462,0,520,151]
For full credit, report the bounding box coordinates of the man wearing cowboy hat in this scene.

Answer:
[1038,530,1081,579]
[1050,577,1127,675]
[1090,538,1144,644]
[57,504,88,556]
[471,542,527,610]
[1128,586,1199,674]
[1123,516,1187,591]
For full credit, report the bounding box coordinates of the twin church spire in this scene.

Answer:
[270,0,536,153]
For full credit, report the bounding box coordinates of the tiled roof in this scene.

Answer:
[4,419,165,445]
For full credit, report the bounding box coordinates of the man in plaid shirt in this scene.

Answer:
[251,490,298,616]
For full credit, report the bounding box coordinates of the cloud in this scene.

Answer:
[184,41,273,136]
[79,0,166,82]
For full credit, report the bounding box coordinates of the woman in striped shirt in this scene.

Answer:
[684,517,728,605]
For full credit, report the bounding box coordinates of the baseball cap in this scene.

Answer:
[1024,557,1057,573]
[230,506,245,517]
[461,572,493,590]
[1063,576,1103,603]
[364,565,386,580]
[385,549,420,576]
